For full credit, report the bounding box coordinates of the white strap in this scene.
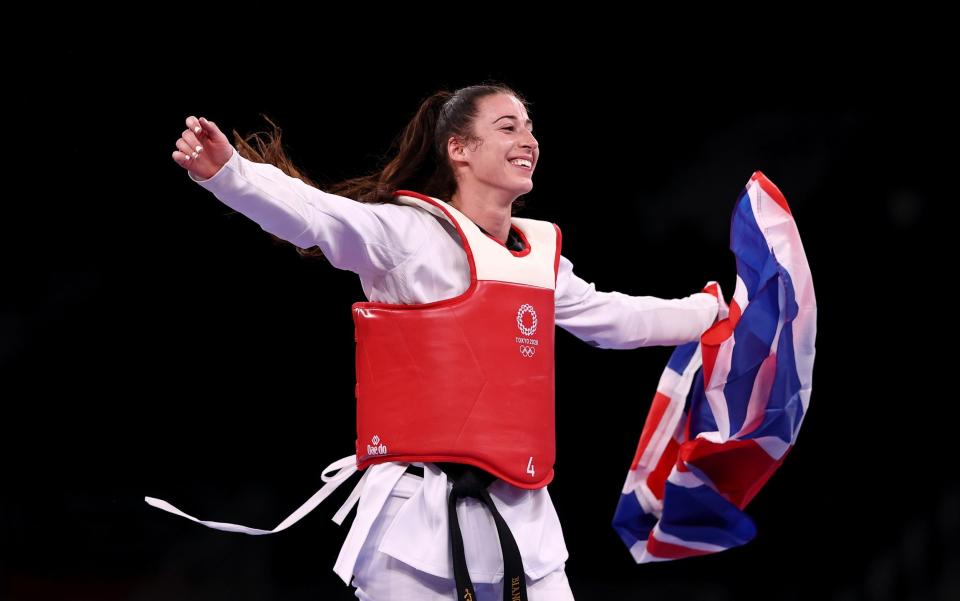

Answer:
[331,466,371,525]
[328,458,422,525]
[144,453,358,536]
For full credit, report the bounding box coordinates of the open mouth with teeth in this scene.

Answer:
[509,158,533,171]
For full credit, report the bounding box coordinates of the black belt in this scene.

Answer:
[404,463,528,601]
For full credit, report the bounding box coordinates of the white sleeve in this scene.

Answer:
[554,254,720,349]
[188,146,427,277]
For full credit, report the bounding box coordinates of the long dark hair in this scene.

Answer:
[230,83,531,261]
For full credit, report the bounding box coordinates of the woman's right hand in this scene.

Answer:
[172,116,234,180]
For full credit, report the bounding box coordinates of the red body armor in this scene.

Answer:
[353,190,562,489]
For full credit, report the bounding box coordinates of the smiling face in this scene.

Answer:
[451,93,539,197]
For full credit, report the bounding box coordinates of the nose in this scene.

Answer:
[520,129,538,152]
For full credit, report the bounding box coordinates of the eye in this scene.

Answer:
[502,125,516,131]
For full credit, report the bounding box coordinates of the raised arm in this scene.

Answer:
[554,255,720,349]
[172,115,427,277]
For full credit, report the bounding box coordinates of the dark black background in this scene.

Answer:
[2,20,952,601]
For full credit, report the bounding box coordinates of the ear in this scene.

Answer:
[447,135,469,164]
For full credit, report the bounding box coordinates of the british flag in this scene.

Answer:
[613,171,817,562]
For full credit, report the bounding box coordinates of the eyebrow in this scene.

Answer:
[494,115,534,129]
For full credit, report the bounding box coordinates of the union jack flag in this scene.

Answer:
[613,171,817,562]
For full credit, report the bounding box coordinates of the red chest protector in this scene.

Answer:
[353,190,563,489]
